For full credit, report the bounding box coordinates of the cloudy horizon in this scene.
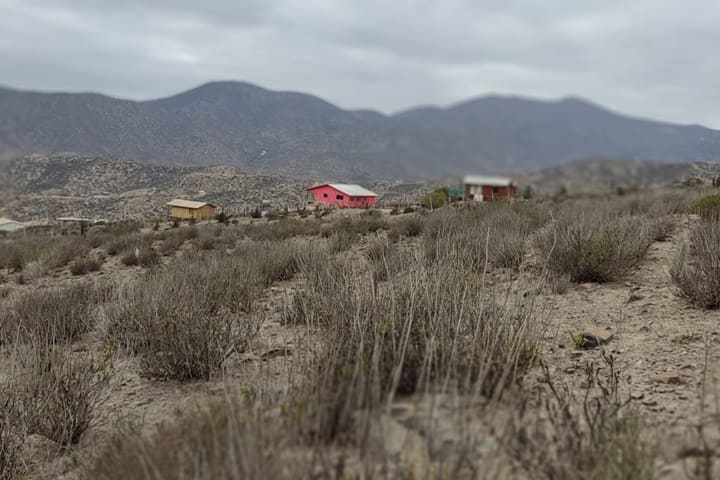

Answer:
[1,0,719,128]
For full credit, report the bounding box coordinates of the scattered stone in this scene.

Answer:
[641,399,658,407]
[578,326,615,349]
[631,392,645,400]
[652,371,687,386]
[627,292,645,303]
[261,347,293,360]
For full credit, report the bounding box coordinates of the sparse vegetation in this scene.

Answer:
[691,192,720,219]
[536,208,653,283]
[0,283,105,344]
[1,184,717,478]
[671,217,720,309]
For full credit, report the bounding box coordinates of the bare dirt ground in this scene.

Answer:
[538,214,720,478]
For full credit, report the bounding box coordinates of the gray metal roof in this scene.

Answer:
[463,175,513,187]
[167,199,215,209]
[328,184,377,196]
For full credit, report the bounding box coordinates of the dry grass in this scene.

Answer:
[536,206,654,283]
[12,344,111,446]
[671,217,720,309]
[513,353,655,480]
[0,236,90,273]
[424,202,548,271]
[105,254,262,380]
[0,282,107,345]
[292,256,539,442]
[81,393,302,480]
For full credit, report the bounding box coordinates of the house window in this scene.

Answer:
[493,186,499,193]
[323,193,328,198]
[336,194,344,200]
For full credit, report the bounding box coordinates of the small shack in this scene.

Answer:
[167,199,216,220]
[306,184,377,208]
[463,175,517,201]
[0,217,25,233]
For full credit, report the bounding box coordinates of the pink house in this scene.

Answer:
[306,183,377,208]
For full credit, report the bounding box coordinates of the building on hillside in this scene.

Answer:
[0,217,26,233]
[167,199,217,220]
[306,183,377,208]
[57,217,107,236]
[463,175,517,201]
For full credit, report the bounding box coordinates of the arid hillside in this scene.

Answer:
[1,187,720,479]
[4,82,720,179]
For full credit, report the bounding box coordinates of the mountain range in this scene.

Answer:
[2,81,720,180]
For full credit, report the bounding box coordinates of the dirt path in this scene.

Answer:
[543,215,720,475]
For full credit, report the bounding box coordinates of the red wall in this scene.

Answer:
[308,185,377,207]
[480,185,516,200]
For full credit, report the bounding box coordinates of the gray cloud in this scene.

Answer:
[1,0,719,127]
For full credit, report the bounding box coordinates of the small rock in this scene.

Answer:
[579,326,615,349]
[641,399,658,407]
[652,372,687,385]
[627,292,644,303]
[631,392,645,400]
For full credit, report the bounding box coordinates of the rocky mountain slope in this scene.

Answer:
[3,82,720,180]
[515,158,720,194]
[0,154,308,221]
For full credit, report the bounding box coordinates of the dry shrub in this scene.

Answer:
[0,392,23,479]
[0,282,105,344]
[105,232,148,256]
[70,255,103,275]
[389,215,424,239]
[81,393,300,480]
[513,353,654,480]
[424,202,548,271]
[0,236,89,273]
[292,258,538,441]
[244,217,322,241]
[326,230,358,253]
[12,344,111,447]
[157,225,198,255]
[671,217,720,309]
[363,236,413,282]
[691,192,720,220]
[120,247,158,267]
[536,208,653,283]
[105,251,269,380]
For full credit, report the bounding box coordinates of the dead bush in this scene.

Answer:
[70,255,103,275]
[243,218,322,241]
[0,236,89,273]
[13,344,111,446]
[671,218,720,309]
[513,353,654,480]
[0,282,105,344]
[536,209,653,283]
[389,215,424,239]
[157,225,198,255]
[0,392,23,480]
[105,252,265,380]
[363,236,413,282]
[425,202,548,271]
[120,247,158,267]
[292,259,538,441]
[81,392,300,480]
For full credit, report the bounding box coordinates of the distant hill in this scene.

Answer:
[0,154,420,221]
[514,158,720,194]
[2,82,720,179]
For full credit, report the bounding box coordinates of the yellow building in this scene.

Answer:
[167,199,217,220]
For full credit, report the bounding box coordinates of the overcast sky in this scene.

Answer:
[1,0,719,127]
